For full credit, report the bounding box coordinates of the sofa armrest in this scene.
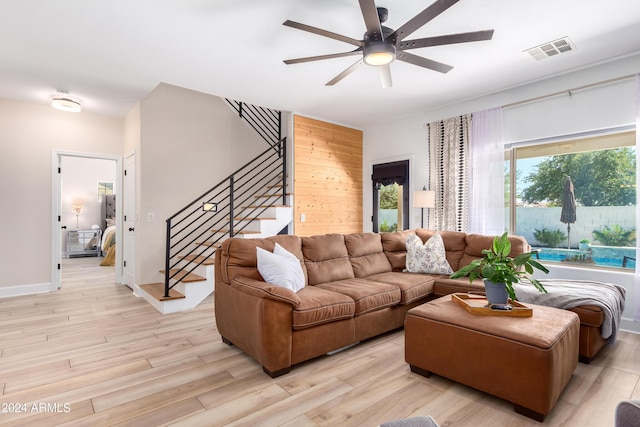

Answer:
[216,276,296,376]
[231,276,302,306]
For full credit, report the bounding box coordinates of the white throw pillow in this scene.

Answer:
[256,244,305,292]
[405,232,453,274]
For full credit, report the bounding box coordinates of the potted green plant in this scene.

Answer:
[450,232,549,304]
[579,239,591,251]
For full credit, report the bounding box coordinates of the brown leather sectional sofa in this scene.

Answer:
[214,229,530,376]
[215,228,606,376]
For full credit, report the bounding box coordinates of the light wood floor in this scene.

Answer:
[0,258,639,426]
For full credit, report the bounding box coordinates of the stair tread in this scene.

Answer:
[180,254,215,265]
[209,229,261,235]
[194,241,222,248]
[243,205,291,209]
[233,216,276,221]
[140,283,185,301]
[256,193,293,198]
[160,269,206,282]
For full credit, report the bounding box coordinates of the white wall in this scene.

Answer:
[362,53,640,333]
[0,99,123,294]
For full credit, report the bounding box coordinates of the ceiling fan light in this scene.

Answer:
[365,51,395,66]
[363,43,396,66]
[51,92,82,112]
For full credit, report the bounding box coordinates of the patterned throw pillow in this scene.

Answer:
[405,232,453,274]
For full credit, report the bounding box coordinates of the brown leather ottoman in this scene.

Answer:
[405,295,579,422]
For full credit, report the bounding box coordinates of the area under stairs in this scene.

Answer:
[139,203,292,314]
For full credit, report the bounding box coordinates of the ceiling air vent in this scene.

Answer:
[524,37,576,60]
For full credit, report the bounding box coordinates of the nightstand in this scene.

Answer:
[67,229,102,258]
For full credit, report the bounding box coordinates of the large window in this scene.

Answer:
[506,130,636,270]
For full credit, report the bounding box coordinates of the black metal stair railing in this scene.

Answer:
[225,99,281,148]
[164,137,287,297]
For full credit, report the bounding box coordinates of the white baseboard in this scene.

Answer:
[0,282,52,298]
[620,317,640,335]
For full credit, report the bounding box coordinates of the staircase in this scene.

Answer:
[138,101,291,314]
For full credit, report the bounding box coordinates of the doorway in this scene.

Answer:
[52,150,124,289]
[372,160,409,232]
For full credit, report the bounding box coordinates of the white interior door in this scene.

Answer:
[51,152,63,290]
[123,153,136,290]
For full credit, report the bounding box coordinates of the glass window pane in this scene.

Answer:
[378,183,400,232]
[512,131,636,270]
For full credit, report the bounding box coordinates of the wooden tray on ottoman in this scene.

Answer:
[452,293,532,317]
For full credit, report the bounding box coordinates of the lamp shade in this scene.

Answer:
[71,204,83,215]
[413,190,435,208]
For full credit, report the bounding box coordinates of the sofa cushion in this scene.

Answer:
[381,230,416,271]
[405,233,453,274]
[367,271,435,304]
[416,229,467,272]
[302,234,355,285]
[344,232,393,277]
[315,278,401,315]
[458,233,529,269]
[292,286,355,330]
[220,235,306,284]
[433,277,484,296]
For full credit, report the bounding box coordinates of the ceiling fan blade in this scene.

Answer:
[378,64,392,88]
[388,0,460,43]
[326,59,365,86]
[283,20,363,47]
[284,48,363,65]
[359,0,383,41]
[398,30,494,51]
[396,51,453,73]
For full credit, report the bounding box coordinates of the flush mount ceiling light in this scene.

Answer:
[51,91,82,112]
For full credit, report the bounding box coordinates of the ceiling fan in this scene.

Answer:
[282,0,494,88]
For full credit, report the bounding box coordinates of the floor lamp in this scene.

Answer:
[413,188,435,229]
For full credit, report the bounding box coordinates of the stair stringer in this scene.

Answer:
[234,205,293,239]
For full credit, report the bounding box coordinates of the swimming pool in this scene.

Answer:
[532,246,636,269]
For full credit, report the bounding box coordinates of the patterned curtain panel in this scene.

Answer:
[427,115,471,231]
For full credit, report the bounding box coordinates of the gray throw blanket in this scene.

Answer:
[513,279,626,344]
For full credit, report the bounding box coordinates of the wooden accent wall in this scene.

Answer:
[294,115,363,236]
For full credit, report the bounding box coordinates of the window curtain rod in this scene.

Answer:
[502,74,635,109]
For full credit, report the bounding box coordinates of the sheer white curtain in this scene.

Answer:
[635,74,640,322]
[468,107,505,235]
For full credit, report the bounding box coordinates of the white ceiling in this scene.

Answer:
[1,0,639,127]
